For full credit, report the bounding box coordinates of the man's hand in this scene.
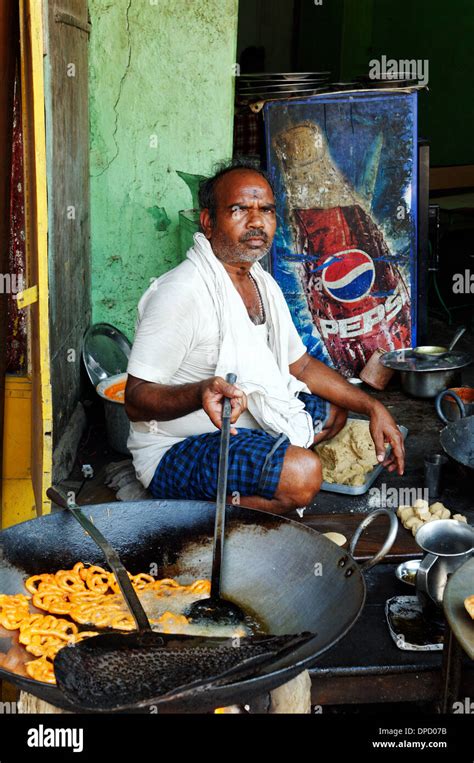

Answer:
[369,402,405,475]
[201,376,248,435]
[289,354,405,475]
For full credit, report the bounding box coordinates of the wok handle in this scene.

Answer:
[349,508,398,572]
[46,486,152,633]
[435,389,466,424]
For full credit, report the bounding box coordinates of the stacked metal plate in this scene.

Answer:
[236,72,422,104]
[236,71,333,102]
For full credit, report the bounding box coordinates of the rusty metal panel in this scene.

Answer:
[0,0,19,515]
[6,72,28,375]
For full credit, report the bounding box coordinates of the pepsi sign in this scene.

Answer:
[321,249,375,303]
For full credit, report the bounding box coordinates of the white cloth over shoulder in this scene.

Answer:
[186,233,314,448]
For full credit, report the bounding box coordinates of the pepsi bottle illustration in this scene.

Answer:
[275,122,412,377]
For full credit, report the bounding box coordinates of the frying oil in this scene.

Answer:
[138,590,265,638]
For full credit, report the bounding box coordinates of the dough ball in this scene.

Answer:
[411,519,424,536]
[323,532,347,547]
[405,515,423,530]
[429,502,446,514]
[453,514,467,523]
[413,498,429,511]
[415,507,431,520]
[398,507,415,522]
[439,508,451,519]
[315,420,378,486]
[397,505,412,518]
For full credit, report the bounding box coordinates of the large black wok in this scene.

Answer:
[0,500,395,712]
[439,413,474,482]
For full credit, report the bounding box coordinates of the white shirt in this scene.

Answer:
[127,258,307,488]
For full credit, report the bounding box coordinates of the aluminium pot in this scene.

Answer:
[381,349,472,399]
[399,367,459,399]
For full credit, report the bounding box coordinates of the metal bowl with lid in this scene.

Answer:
[381,349,472,398]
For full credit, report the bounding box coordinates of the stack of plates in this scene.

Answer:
[354,75,421,89]
[236,72,422,103]
[236,72,332,102]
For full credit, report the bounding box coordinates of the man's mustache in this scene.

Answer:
[239,229,269,243]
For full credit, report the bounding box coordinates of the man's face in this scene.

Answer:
[200,170,277,264]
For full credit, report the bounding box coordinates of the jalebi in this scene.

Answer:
[0,564,211,684]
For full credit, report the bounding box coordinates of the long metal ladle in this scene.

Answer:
[186,372,245,624]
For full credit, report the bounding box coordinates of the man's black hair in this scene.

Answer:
[198,160,274,226]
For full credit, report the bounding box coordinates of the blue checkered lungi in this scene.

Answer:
[148,392,330,501]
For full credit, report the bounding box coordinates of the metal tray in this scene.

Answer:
[320,422,408,495]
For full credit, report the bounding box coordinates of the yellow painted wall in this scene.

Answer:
[1,374,36,527]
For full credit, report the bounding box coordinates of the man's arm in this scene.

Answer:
[125,374,247,434]
[289,353,405,475]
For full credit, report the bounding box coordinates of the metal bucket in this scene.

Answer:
[96,373,130,455]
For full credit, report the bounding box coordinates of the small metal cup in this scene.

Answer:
[424,453,448,500]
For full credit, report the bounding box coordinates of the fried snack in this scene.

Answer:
[0,594,31,630]
[25,565,211,634]
[0,565,212,684]
[25,655,56,684]
[464,595,474,619]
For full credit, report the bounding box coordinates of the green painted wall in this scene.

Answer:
[88,0,239,339]
[365,0,474,167]
[294,0,474,168]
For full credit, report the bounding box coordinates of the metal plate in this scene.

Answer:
[237,71,331,80]
[320,424,408,495]
[443,557,474,659]
[238,81,330,93]
[82,322,132,387]
[385,595,444,651]
[381,348,472,373]
[239,88,331,103]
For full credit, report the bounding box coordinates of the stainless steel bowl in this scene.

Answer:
[381,349,472,399]
[399,368,459,398]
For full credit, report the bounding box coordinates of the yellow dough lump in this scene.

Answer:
[315,420,379,486]
[397,501,467,536]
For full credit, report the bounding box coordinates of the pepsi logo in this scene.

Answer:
[321,249,375,303]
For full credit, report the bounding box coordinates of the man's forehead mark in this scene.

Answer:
[225,200,276,209]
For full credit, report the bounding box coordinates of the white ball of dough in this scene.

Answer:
[405,515,422,530]
[397,505,412,518]
[399,507,415,522]
[323,531,348,546]
[413,498,429,510]
[415,508,431,520]
[411,519,424,536]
